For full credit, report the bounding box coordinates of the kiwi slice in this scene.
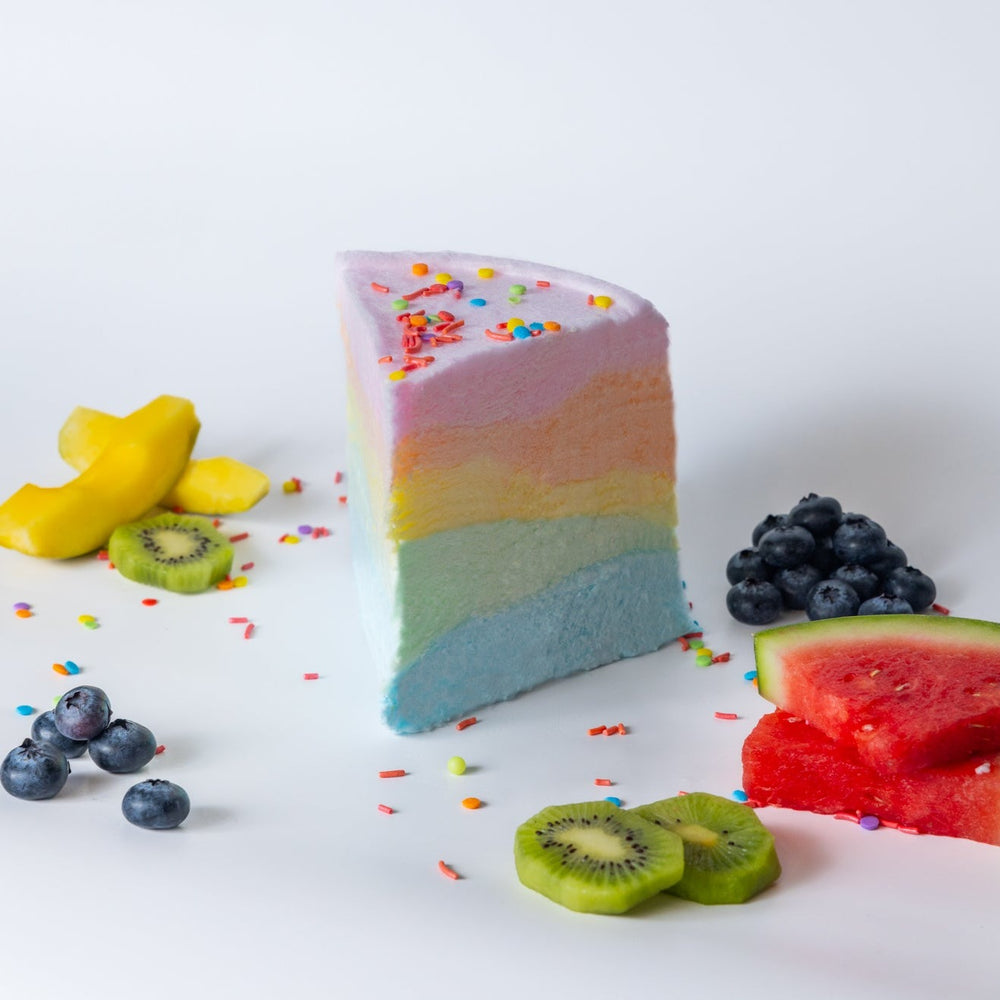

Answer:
[630,792,780,905]
[108,512,234,593]
[514,800,685,914]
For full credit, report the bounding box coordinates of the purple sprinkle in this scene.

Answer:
[298,524,313,535]
[859,815,880,831]
[12,602,30,611]
[446,280,464,291]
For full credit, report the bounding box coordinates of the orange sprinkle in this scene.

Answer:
[455,716,478,731]
[587,294,595,305]
[52,663,69,676]
[678,636,690,651]
[402,288,427,301]
[438,310,455,322]
[485,329,514,342]
[217,579,235,591]
[378,803,394,814]
[461,797,481,810]
[437,860,460,880]
[542,321,561,331]
[14,608,32,619]
[370,281,390,293]
[615,723,627,735]
[588,725,606,736]
[412,262,428,276]
[378,769,406,778]
[594,778,613,786]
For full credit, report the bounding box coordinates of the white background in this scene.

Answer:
[1,2,999,997]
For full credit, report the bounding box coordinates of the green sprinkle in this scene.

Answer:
[688,638,704,650]
[392,299,408,310]
[509,284,527,296]
[508,296,521,304]
[84,620,100,630]
[695,653,713,667]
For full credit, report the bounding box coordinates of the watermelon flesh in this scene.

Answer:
[742,709,1000,846]
[755,615,1000,775]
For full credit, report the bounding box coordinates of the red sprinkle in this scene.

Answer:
[243,623,255,639]
[714,712,739,720]
[97,550,109,561]
[228,532,249,543]
[377,803,393,815]
[615,723,627,735]
[711,653,731,664]
[835,812,861,823]
[370,282,390,293]
[455,716,478,731]
[229,616,249,623]
[438,860,460,880]
[379,769,406,778]
[141,598,158,607]
[155,744,166,755]
[536,280,550,287]
[303,672,319,680]
[594,778,613,787]
[240,562,255,572]
[678,636,691,651]
[932,603,951,615]
[334,471,344,484]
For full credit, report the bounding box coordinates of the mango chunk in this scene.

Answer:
[0,395,200,558]
[59,405,270,515]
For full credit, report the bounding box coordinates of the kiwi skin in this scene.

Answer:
[630,792,781,905]
[108,512,234,594]
[514,800,685,914]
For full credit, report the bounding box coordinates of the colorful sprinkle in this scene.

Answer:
[15,705,34,716]
[714,711,739,721]
[155,744,166,755]
[469,298,486,307]
[52,663,69,676]
[370,282,390,293]
[243,623,255,639]
[859,815,881,830]
[593,295,613,309]
[588,725,607,736]
[378,803,394,814]
[461,797,481,810]
[389,370,406,381]
[536,280,550,288]
[604,796,622,807]
[509,284,526,296]
[477,267,494,279]
[412,263,428,276]
[12,602,30,611]
[511,325,531,339]
[434,272,452,285]
[141,598,158,607]
[392,299,408,310]
[241,562,255,572]
[446,756,467,775]
[14,608,31,619]
[438,860,460,880]
[228,531,249,543]
[379,769,406,778]
[732,790,749,802]
[229,616,250,623]
[303,672,320,680]
[455,716,478,731]
[64,661,80,675]
[543,321,561,331]
[594,778,613,787]
[744,670,758,681]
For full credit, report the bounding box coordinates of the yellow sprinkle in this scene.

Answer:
[699,648,714,659]
[434,272,451,285]
[388,370,406,381]
[594,294,613,309]
[477,267,494,279]
[543,321,561,331]
[282,480,298,493]
[233,576,248,588]
[77,614,95,624]
[412,262,428,276]
[507,317,525,330]
[284,535,301,545]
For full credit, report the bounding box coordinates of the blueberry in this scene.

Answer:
[31,711,89,759]
[858,594,914,615]
[773,564,824,610]
[752,513,788,546]
[832,515,888,566]
[758,525,816,569]
[831,564,881,603]
[882,566,936,612]
[808,532,840,575]
[88,719,157,774]
[806,579,861,620]
[726,547,771,584]
[788,493,843,536]
[1,739,70,800]
[53,686,111,741]
[866,540,908,579]
[726,579,783,626]
[122,779,190,830]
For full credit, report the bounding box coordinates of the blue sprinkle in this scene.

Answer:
[604,796,622,807]
[512,325,531,339]
[529,322,544,330]
[470,298,487,307]
[732,789,749,802]
[64,661,80,675]
[744,670,758,681]
[15,705,34,716]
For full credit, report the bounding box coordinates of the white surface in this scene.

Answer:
[1,2,999,997]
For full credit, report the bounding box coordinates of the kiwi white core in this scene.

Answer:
[562,826,630,861]
[145,526,204,560]
[675,823,719,848]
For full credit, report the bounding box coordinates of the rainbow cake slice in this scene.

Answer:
[337,251,693,733]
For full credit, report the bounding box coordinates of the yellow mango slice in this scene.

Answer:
[0,395,200,558]
[59,406,270,515]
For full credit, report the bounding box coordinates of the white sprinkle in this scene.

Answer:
[975,762,991,775]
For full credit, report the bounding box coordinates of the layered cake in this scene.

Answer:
[337,251,693,732]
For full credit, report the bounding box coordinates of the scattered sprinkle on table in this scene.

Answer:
[455,716,478,731]
[732,790,749,802]
[714,711,740,721]
[378,769,406,779]
[243,623,255,639]
[446,756,466,775]
[15,705,34,716]
[141,598,158,607]
[604,796,623,807]
[303,672,320,680]
[594,778,613,787]
[859,815,881,831]
[377,803,394,815]
[228,531,249,543]
[64,660,80,675]
[437,860,460,880]
[155,745,166,755]
[52,662,70,676]
[78,614,99,629]
[461,797,481,810]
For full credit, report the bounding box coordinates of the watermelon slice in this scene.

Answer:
[742,710,1000,846]
[754,615,1000,775]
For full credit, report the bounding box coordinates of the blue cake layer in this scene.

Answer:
[384,548,694,733]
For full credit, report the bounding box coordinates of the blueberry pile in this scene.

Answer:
[1,685,189,829]
[726,494,937,626]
